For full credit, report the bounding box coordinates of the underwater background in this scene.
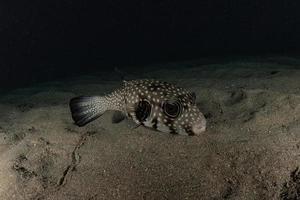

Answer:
[0,1,300,199]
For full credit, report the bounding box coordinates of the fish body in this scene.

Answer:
[69,79,206,135]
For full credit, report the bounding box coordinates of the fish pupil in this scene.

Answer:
[135,100,151,122]
[163,101,181,118]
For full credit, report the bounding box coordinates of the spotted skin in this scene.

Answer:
[69,79,206,136]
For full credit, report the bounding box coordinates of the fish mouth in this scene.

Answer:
[191,119,207,135]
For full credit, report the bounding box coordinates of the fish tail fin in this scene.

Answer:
[69,96,107,127]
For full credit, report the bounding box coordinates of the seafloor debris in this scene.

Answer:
[280,167,300,200]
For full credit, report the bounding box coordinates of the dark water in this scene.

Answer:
[1,0,299,92]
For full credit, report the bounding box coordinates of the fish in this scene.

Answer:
[69,79,206,136]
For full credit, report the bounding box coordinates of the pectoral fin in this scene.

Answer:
[111,111,126,123]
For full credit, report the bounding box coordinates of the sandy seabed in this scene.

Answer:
[0,56,300,200]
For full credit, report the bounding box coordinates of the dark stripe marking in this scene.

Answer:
[151,118,158,129]
[164,117,178,134]
[184,127,194,136]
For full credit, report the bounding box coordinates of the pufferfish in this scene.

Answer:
[69,79,206,136]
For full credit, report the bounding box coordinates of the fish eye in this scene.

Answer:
[163,100,182,118]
